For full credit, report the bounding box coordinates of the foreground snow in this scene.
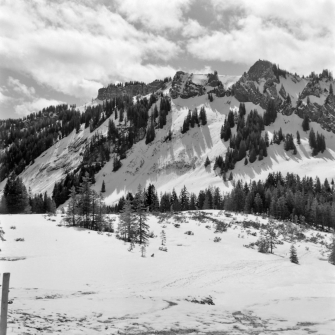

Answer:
[0,213,334,334]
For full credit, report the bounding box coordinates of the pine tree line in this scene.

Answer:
[110,172,335,232]
[112,184,224,213]
[224,172,335,230]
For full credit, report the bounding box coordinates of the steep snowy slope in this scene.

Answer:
[1,62,334,206]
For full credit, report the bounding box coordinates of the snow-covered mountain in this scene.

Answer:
[1,60,335,206]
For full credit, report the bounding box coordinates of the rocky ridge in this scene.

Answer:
[97,79,165,100]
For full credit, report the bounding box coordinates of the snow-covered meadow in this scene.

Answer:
[1,212,334,334]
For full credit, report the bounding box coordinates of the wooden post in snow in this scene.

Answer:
[0,273,10,335]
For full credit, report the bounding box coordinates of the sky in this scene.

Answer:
[0,0,334,119]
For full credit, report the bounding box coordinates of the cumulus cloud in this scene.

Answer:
[182,19,206,37]
[187,0,335,74]
[14,98,65,117]
[115,0,193,31]
[3,76,64,117]
[0,90,12,104]
[7,77,35,99]
[0,0,179,100]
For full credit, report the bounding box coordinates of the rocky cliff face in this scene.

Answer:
[233,60,282,109]
[169,71,206,99]
[169,71,239,99]
[231,60,335,133]
[97,80,165,100]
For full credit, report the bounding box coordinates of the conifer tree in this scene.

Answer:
[63,186,78,226]
[264,219,279,254]
[249,148,257,163]
[204,156,210,167]
[200,107,207,125]
[180,185,189,211]
[160,230,166,246]
[145,120,155,144]
[113,156,122,172]
[289,244,299,264]
[101,180,106,193]
[77,172,93,228]
[134,185,150,244]
[3,173,29,214]
[296,131,301,144]
[189,193,197,210]
[119,198,136,241]
[221,120,231,141]
[227,111,235,128]
[302,115,310,131]
[192,108,199,126]
[96,192,108,231]
[309,128,316,150]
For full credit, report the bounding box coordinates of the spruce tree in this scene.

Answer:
[77,172,93,228]
[296,131,301,144]
[302,115,310,131]
[119,198,136,242]
[264,219,279,254]
[96,192,107,231]
[289,244,299,264]
[180,185,190,211]
[309,128,316,151]
[134,185,150,244]
[64,186,78,226]
[249,148,257,163]
[160,230,166,246]
[200,107,207,125]
[204,156,210,167]
[101,180,106,193]
[3,174,29,214]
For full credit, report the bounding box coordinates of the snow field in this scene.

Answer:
[0,212,334,334]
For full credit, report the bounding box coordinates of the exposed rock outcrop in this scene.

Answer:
[232,60,282,109]
[97,80,165,100]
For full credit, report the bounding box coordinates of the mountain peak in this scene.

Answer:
[246,59,275,82]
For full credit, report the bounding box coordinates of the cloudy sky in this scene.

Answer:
[0,0,334,119]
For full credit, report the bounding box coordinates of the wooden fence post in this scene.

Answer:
[0,273,10,335]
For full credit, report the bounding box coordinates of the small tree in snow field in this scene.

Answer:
[289,244,299,264]
[264,219,279,254]
[160,230,166,246]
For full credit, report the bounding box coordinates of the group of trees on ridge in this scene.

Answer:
[180,107,207,134]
